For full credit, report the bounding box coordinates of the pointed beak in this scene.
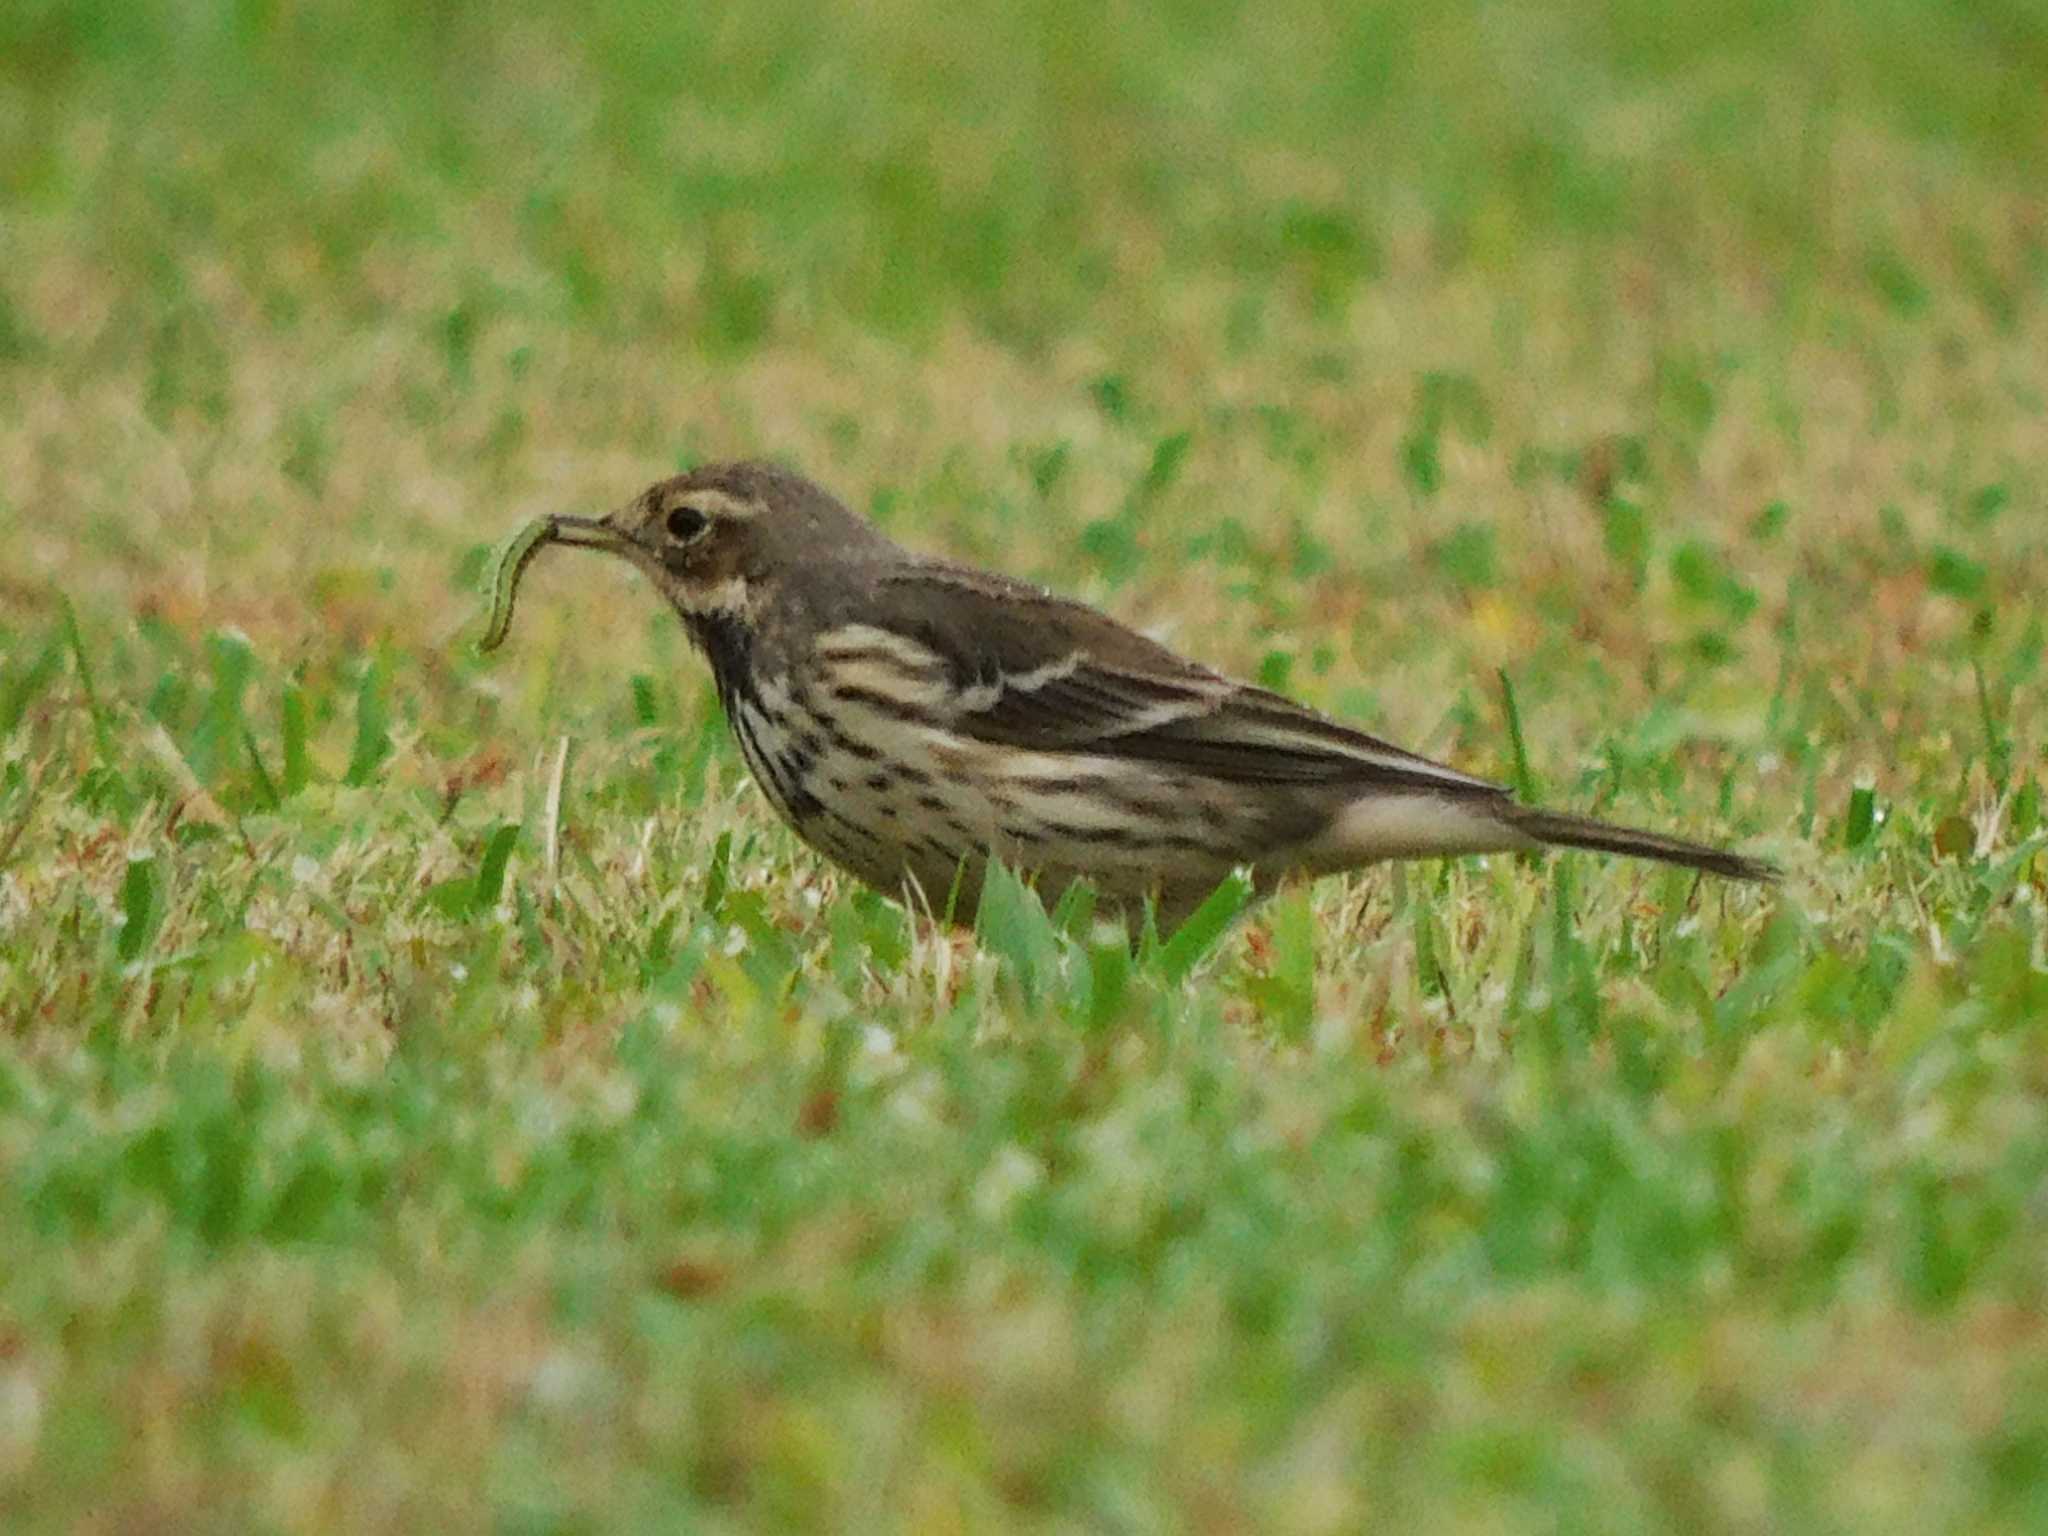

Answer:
[548,513,634,554]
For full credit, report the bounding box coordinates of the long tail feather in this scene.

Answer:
[1504,805,1778,882]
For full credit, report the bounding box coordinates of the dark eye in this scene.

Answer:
[665,505,709,542]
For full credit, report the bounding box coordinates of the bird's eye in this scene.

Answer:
[665,505,710,542]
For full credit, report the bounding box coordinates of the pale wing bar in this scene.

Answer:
[871,565,1507,797]
[954,654,1507,796]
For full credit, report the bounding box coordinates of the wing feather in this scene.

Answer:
[859,566,1507,798]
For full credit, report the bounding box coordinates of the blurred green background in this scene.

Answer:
[2,2,2047,1532]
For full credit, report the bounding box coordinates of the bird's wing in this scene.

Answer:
[843,564,1509,797]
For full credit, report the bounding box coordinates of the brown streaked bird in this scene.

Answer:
[540,460,1775,926]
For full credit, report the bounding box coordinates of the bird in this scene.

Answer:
[540,459,1776,926]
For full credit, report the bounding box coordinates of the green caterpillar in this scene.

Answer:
[477,516,556,653]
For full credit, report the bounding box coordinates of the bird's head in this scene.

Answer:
[553,460,885,626]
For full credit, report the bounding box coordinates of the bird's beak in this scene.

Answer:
[548,513,634,554]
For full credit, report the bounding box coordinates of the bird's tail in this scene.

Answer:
[1502,804,1778,882]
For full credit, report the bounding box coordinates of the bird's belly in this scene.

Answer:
[734,679,1279,915]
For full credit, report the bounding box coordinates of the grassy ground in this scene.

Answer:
[3,0,2047,1530]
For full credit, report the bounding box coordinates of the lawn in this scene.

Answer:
[2,1,2046,1530]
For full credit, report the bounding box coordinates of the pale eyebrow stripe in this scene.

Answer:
[677,489,756,520]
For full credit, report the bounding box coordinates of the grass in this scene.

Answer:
[2,0,2047,1529]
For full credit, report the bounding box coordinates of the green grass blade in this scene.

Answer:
[1155,869,1254,983]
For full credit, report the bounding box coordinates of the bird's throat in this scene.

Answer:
[685,610,758,715]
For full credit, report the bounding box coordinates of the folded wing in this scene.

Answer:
[865,564,1511,799]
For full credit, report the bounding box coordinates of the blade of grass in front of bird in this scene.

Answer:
[242,726,281,810]
[541,735,571,894]
[280,681,311,797]
[1155,868,1255,984]
[1973,656,2010,785]
[472,822,521,917]
[60,599,114,765]
[1498,668,1536,802]
[116,853,161,966]
[345,661,390,787]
